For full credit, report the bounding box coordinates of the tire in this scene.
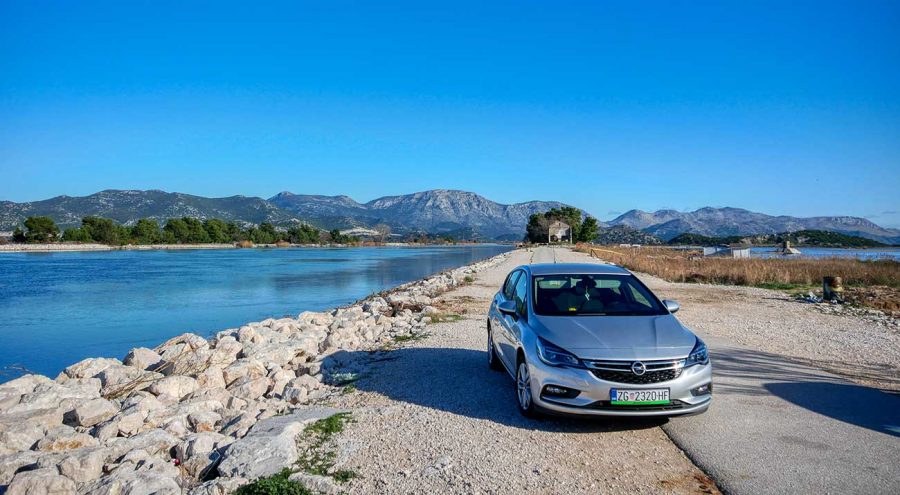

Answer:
[487,323,503,371]
[516,358,539,418]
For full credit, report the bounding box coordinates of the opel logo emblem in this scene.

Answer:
[631,361,646,376]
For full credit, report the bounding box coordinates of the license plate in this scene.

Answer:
[610,388,670,405]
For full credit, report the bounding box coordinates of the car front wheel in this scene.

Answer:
[516,359,538,417]
[487,323,503,371]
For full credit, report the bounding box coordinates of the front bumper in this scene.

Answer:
[526,353,713,417]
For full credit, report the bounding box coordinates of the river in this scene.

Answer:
[0,245,513,380]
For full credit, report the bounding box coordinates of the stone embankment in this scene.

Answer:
[0,251,513,494]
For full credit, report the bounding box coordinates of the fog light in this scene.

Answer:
[541,385,580,398]
[691,383,713,396]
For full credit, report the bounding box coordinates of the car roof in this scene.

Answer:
[524,263,632,276]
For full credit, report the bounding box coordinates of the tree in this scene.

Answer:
[62,227,92,242]
[523,207,599,243]
[576,216,599,243]
[164,218,190,243]
[202,219,232,244]
[22,216,60,243]
[524,214,550,243]
[12,227,26,243]
[285,224,320,244]
[329,228,344,244]
[373,224,392,243]
[131,219,162,244]
[81,216,128,245]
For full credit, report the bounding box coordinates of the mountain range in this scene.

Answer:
[0,189,569,240]
[1,190,898,244]
[608,207,900,245]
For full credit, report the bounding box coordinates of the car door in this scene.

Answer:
[504,271,530,364]
[493,270,521,370]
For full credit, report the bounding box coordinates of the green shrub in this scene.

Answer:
[234,469,311,495]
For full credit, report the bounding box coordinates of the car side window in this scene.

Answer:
[513,272,528,315]
[503,271,520,300]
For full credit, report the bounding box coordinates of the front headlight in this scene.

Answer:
[536,337,584,368]
[685,338,709,367]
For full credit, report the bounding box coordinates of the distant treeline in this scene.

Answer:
[666,230,887,248]
[9,216,353,246]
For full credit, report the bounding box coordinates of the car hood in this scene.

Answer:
[531,314,697,360]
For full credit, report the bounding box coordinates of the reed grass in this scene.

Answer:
[578,245,899,288]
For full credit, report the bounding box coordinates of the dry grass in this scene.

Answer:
[577,245,900,315]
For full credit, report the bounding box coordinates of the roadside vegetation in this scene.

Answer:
[577,245,900,315]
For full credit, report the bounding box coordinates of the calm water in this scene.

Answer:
[749,247,900,260]
[0,245,512,380]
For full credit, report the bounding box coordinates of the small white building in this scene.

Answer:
[702,245,751,259]
[548,221,571,243]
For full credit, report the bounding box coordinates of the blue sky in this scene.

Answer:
[1,1,898,226]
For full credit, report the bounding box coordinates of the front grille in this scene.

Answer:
[585,399,688,412]
[590,368,683,384]
[584,358,685,384]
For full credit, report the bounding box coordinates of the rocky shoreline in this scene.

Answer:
[0,250,514,494]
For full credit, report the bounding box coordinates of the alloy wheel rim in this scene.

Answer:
[517,363,531,409]
[488,330,493,363]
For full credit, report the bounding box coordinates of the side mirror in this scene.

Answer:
[498,300,518,317]
[663,300,680,314]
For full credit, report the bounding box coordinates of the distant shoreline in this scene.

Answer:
[0,241,505,253]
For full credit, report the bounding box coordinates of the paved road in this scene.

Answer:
[664,337,900,495]
[554,246,900,494]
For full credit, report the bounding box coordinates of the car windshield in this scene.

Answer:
[532,274,667,316]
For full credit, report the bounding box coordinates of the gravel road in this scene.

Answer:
[328,248,718,495]
[323,246,899,494]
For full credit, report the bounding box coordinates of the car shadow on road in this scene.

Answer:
[324,347,668,433]
[710,345,900,438]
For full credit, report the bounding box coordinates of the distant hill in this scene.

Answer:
[0,190,300,229]
[609,207,900,245]
[0,189,576,240]
[594,225,663,245]
[270,189,572,240]
[667,230,887,248]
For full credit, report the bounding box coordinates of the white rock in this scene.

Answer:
[148,375,199,400]
[0,374,53,409]
[187,410,222,433]
[60,357,121,381]
[72,398,118,427]
[36,425,99,452]
[5,467,76,495]
[227,376,270,402]
[123,347,162,371]
[0,423,45,453]
[96,365,163,398]
[115,408,148,435]
[222,359,266,386]
[78,471,180,495]
[0,451,42,485]
[196,366,226,390]
[47,446,107,483]
[188,477,248,495]
[217,407,345,479]
[289,472,341,494]
[175,431,229,477]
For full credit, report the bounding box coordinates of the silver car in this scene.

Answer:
[487,263,712,417]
